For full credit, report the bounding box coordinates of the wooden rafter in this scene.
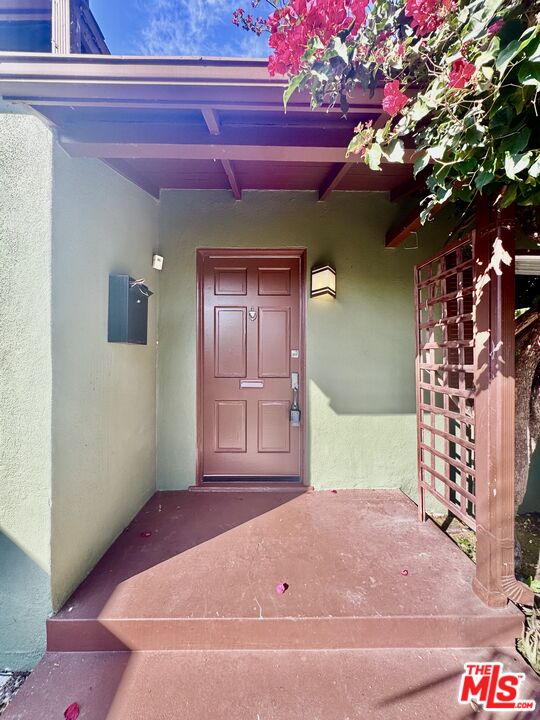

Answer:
[201,108,221,136]
[319,163,352,201]
[385,205,424,248]
[201,108,241,199]
[318,112,389,201]
[385,201,444,248]
[222,159,242,200]
[103,159,160,199]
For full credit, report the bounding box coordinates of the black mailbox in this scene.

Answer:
[108,274,153,345]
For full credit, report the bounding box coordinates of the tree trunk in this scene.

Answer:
[515,309,540,581]
[515,309,540,509]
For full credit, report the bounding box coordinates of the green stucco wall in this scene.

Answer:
[0,110,53,669]
[50,146,159,611]
[157,191,449,493]
[0,108,160,668]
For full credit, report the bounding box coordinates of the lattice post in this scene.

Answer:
[415,237,476,529]
[472,198,534,608]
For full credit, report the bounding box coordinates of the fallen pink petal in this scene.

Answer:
[331,489,338,494]
[64,702,80,720]
[276,582,289,594]
[401,569,409,576]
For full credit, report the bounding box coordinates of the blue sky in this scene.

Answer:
[91,0,270,57]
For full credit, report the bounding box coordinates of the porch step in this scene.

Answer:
[46,490,523,652]
[47,612,522,652]
[4,648,538,720]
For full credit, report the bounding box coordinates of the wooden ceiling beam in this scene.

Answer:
[222,159,242,200]
[319,163,352,201]
[15,96,383,117]
[102,159,160,199]
[59,121,357,148]
[59,137,417,164]
[385,202,443,248]
[201,108,241,199]
[201,107,221,136]
[386,206,423,248]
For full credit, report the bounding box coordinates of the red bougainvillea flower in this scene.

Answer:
[276,582,289,594]
[382,80,408,116]
[64,703,80,720]
[449,58,476,88]
[488,19,504,35]
[405,0,452,36]
[265,0,370,76]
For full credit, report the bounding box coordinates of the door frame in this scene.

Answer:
[196,247,307,487]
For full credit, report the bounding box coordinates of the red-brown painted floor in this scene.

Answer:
[4,649,539,720]
[5,490,538,719]
[48,490,522,651]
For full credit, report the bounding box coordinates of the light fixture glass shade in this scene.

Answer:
[311,265,336,298]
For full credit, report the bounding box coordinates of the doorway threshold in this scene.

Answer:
[190,482,311,494]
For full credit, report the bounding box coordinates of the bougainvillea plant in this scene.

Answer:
[234,0,540,221]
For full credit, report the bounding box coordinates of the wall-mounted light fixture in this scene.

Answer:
[310,265,336,298]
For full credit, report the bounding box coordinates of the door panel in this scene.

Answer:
[258,401,290,453]
[258,268,291,296]
[199,250,304,482]
[214,401,247,453]
[258,308,290,378]
[214,267,247,295]
[214,307,247,378]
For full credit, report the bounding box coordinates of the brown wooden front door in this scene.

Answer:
[198,249,305,484]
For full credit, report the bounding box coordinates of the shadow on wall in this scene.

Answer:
[0,531,51,670]
[308,380,417,494]
[306,232,434,417]
[309,287,417,415]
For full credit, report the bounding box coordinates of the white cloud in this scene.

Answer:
[136,0,269,57]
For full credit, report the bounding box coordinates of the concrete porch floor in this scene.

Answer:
[4,489,539,719]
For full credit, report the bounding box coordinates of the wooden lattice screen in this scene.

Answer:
[415,235,477,529]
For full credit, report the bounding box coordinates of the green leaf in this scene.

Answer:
[475,44,497,68]
[529,155,540,179]
[283,73,305,110]
[475,171,495,190]
[518,61,540,86]
[496,26,539,75]
[414,152,430,177]
[496,39,522,74]
[410,99,431,123]
[530,39,540,62]
[382,138,405,163]
[365,144,383,171]
[504,151,531,179]
[333,36,349,64]
[501,126,531,154]
[499,184,517,207]
[428,145,446,161]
